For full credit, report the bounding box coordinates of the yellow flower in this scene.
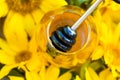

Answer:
[82,67,116,80]
[93,0,120,75]
[25,65,72,80]
[0,0,67,17]
[0,27,47,79]
[0,0,67,36]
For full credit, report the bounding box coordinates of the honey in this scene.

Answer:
[39,5,97,55]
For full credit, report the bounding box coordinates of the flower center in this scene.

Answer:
[6,0,41,14]
[15,50,32,63]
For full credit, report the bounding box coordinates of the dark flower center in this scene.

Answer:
[15,50,32,63]
[6,0,41,14]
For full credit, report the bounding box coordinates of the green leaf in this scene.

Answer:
[0,64,4,69]
[71,72,77,80]
[89,59,107,74]
[8,68,24,77]
[69,0,92,10]
[79,61,90,80]
[59,68,70,76]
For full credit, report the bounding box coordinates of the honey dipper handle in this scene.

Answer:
[71,0,102,30]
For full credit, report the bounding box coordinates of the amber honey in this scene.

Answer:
[39,5,97,55]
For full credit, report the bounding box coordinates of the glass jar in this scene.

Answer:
[38,5,98,56]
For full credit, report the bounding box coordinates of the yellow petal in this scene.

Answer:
[85,67,100,80]
[0,38,16,56]
[3,12,28,52]
[26,53,42,71]
[26,71,40,80]
[57,72,72,80]
[108,1,120,11]
[0,64,18,79]
[111,68,120,78]
[102,8,120,28]
[21,66,32,80]
[114,23,120,44]
[74,75,81,80]
[46,65,60,80]
[25,71,33,80]
[99,23,113,45]
[17,62,26,70]
[28,35,38,53]
[99,68,116,80]
[3,10,14,23]
[40,0,67,13]
[91,46,104,60]
[31,9,44,24]
[36,25,47,51]
[39,66,46,80]
[99,69,109,80]
[30,72,40,80]
[0,1,8,17]
[26,36,45,71]
[0,50,15,64]
[8,76,24,80]
[24,14,36,37]
[24,66,40,80]
[108,9,120,24]
[0,0,5,3]
[104,50,115,65]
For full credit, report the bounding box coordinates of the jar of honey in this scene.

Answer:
[38,5,98,56]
